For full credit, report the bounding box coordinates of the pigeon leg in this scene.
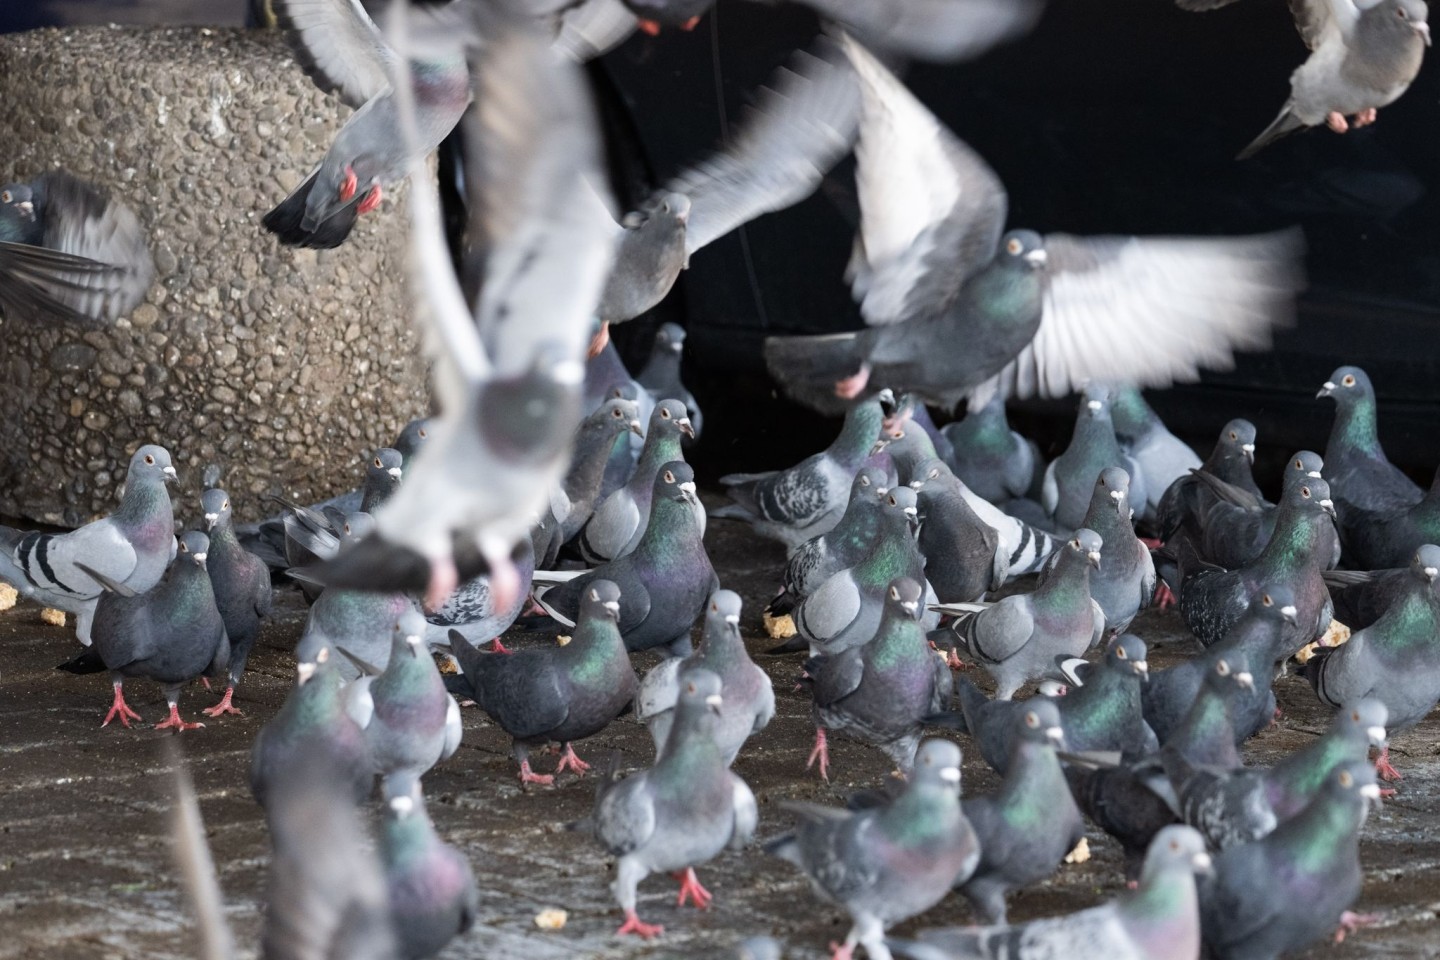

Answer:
[613,858,663,937]
[1152,581,1177,610]
[827,938,858,960]
[201,685,243,717]
[635,18,662,36]
[490,636,514,655]
[807,727,831,781]
[356,185,382,215]
[1352,108,1378,128]
[616,910,664,938]
[1326,111,1349,133]
[1334,910,1381,942]
[833,364,872,400]
[679,15,701,29]
[154,701,205,732]
[199,676,212,691]
[554,742,591,777]
[479,543,521,619]
[673,867,713,909]
[102,679,143,728]
[1373,745,1403,783]
[587,321,611,359]
[424,555,460,613]
[517,759,555,787]
[338,164,358,202]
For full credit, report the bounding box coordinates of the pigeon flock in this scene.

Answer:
[1,0,1436,959]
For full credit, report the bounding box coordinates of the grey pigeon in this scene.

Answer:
[892,394,957,466]
[344,609,463,799]
[593,192,690,353]
[577,668,757,938]
[535,462,718,657]
[1042,386,1146,532]
[914,460,1063,583]
[803,577,953,778]
[880,421,944,488]
[546,396,644,563]
[1325,560,1419,629]
[764,35,1301,413]
[1044,466,1155,635]
[0,169,154,326]
[912,458,1005,604]
[637,589,775,764]
[359,448,405,513]
[1109,385,1201,524]
[1303,543,1440,779]
[264,0,472,247]
[283,509,378,605]
[1052,634,1159,760]
[1156,418,1260,545]
[1340,466,1440,569]
[393,417,431,471]
[888,825,1211,960]
[1217,0,1431,158]
[767,739,980,960]
[940,529,1105,699]
[579,398,698,564]
[933,672,1067,775]
[1143,586,1292,745]
[940,396,1040,505]
[958,699,1084,925]
[0,444,177,647]
[716,398,886,551]
[296,566,417,681]
[81,531,228,732]
[768,466,889,616]
[250,647,372,809]
[1193,450,1339,570]
[197,488,274,718]
[1199,761,1381,960]
[381,791,478,960]
[424,535,534,651]
[452,578,636,785]
[634,325,698,434]
[1263,698,1389,821]
[1318,365,1423,523]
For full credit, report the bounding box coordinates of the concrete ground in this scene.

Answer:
[2,496,1439,960]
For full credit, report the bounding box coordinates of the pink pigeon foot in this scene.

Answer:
[635,18,662,36]
[1326,111,1350,133]
[1353,107,1378,128]
[482,551,521,619]
[154,704,205,732]
[202,686,243,717]
[490,637,514,655]
[356,184,382,214]
[1153,582,1177,610]
[1334,910,1381,943]
[338,164,358,201]
[674,867,713,909]
[1374,745,1403,783]
[518,759,554,787]
[807,727,831,781]
[424,555,459,613]
[829,942,855,960]
[833,364,871,400]
[102,682,143,728]
[587,321,611,359]
[554,743,591,777]
[616,910,664,938]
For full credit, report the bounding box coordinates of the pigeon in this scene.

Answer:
[939,529,1105,699]
[263,0,472,247]
[296,573,417,681]
[250,647,372,808]
[1043,386,1146,532]
[912,458,1004,604]
[1318,365,1423,522]
[1263,698,1388,821]
[359,447,405,513]
[0,169,154,326]
[282,508,378,606]
[636,324,701,439]
[767,739,981,960]
[1213,0,1432,158]
[424,535,534,651]
[1044,466,1155,635]
[763,34,1301,412]
[535,462,718,657]
[1339,466,1440,569]
[588,33,861,355]
[1198,761,1381,960]
[933,672,1066,775]
[576,668,757,938]
[637,589,775,764]
[1063,755,1183,883]
[891,394,957,466]
[715,397,886,551]
[81,530,228,732]
[380,791,478,960]
[345,609,463,798]
[803,577,953,778]
[888,825,1212,960]
[1192,450,1339,571]
[768,466,889,616]
[1157,418,1261,543]
[393,417,431,470]
[452,579,636,785]
[911,459,1062,583]
[196,489,274,718]
[551,396,644,552]
[1143,587,1291,745]
[578,398,698,564]
[1325,561,1418,629]
[1,444,177,647]
[879,420,943,488]
[1303,543,1440,779]
[1109,385,1201,524]
[1052,634,1159,760]
[1171,476,1336,652]
[956,699,1083,925]
[940,396,1040,505]
[316,5,616,617]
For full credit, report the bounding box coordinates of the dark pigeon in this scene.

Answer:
[1109,385,1201,525]
[1156,418,1259,545]
[1317,365,1423,524]
[940,395,1040,505]
[1052,634,1158,760]
[1262,698,1389,821]
[197,488,274,718]
[767,466,889,617]
[913,458,1005,604]
[381,791,478,960]
[932,671,1067,776]
[637,322,704,438]
[1043,386,1146,533]
[1341,465,1440,570]
[1193,450,1338,570]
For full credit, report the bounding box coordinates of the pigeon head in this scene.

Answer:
[1078,383,1112,419]
[0,182,40,242]
[1107,384,1153,437]
[295,645,333,685]
[367,447,404,485]
[885,577,924,620]
[911,738,963,791]
[393,418,431,463]
[1141,825,1212,880]
[706,589,743,634]
[1281,450,1324,491]
[1209,654,1254,693]
[1409,544,1440,583]
[200,488,232,531]
[1015,698,1065,748]
[341,511,377,544]
[1106,634,1149,681]
[129,444,178,485]
[0,182,35,217]
[1337,698,1389,749]
[477,344,584,464]
[998,229,1046,271]
[1378,0,1431,44]
[908,458,952,493]
[655,461,699,507]
[178,530,210,570]
[852,465,889,500]
[609,380,641,402]
[1328,760,1383,817]
[1094,466,1131,517]
[1216,419,1258,464]
[1316,365,1374,402]
[1285,476,1335,517]
[641,191,691,230]
[881,485,920,534]
[1249,584,1299,625]
[655,321,687,352]
[651,398,696,439]
[580,578,623,623]
[881,391,918,431]
[595,397,645,438]
[391,609,428,659]
[677,667,724,718]
[1065,528,1103,569]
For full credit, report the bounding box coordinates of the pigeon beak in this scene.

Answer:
[1317,381,1336,398]
[908,479,924,491]
[724,613,740,625]
[901,600,919,615]
[939,766,961,784]
[1360,783,1383,801]
[1086,400,1103,413]
[1280,605,1298,624]
[1319,498,1336,517]
[1087,551,1102,568]
[203,512,219,530]
[1023,248,1047,267]
[1424,566,1438,581]
[1367,725,1387,746]
[1193,851,1213,874]
[1109,489,1125,514]
[387,467,402,480]
[629,420,644,437]
[677,417,695,439]
[1241,443,1255,463]
[1307,471,1322,479]
[1415,20,1431,45]
[16,200,34,220]
[192,551,208,568]
[1045,726,1065,745]
[705,693,723,713]
[603,600,621,617]
[296,661,317,685]
[406,634,423,655]
[1134,660,1149,682]
[678,480,698,504]
[162,465,178,482]
[1236,671,1255,690]
[870,439,889,456]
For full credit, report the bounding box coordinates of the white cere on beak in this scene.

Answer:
[1322,381,1336,391]
[1109,490,1124,501]
[1087,551,1102,564]
[1367,725,1387,743]
[192,552,207,563]
[1024,249,1047,265]
[1135,660,1149,674]
[1320,498,1334,508]
[901,600,919,614]
[406,634,423,646]
[939,766,961,783]
[1237,671,1255,689]
[296,662,317,684]
[704,694,724,708]
[1241,443,1255,454]
[17,200,34,217]
[387,467,402,479]
[389,795,415,816]
[1360,783,1383,800]
[1307,471,1322,478]
[1424,567,1438,579]
[1280,605,1298,618]
[1045,726,1065,742]
[603,600,621,615]
[203,513,218,523]
[1194,851,1213,871]
[904,507,918,518]
[1086,400,1103,412]
[724,613,740,624]
[679,481,697,495]
[553,359,585,385]
[163,465,178,479]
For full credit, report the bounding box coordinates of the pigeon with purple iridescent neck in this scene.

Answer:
[381,789,478,959]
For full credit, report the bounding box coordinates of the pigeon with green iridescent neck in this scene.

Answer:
[1156,418,1259,544]
[1341,466,1440,569]
[768,738,980,960]
[543,396,644,565]
[197,488,273,718]
[957,699,1083,925]
[1193,450,1339,570]
[296,566,417,680]
[638,590,773,764]
[1325,559,1420,630]
[1052,634,1158,760]
[637,323,703,438]
[889,824,1211,960]
[1143,587,1291,746]
[912,458,1004,604]
[1318,365,1423,523]
[250,647,372,808]
[536,462,717,657]
[1266,698,1389,824]
[911,459,1061,584]
[768,466,889,618]
[575,668,757,939]
[938,529,1105,699]
[1043,466,1154,635]
[716,398,886,551]
[1043,386,1146,532]
[942,396,1040,505]
[452,578,636,785]
[381,791,477,960]
[1109,385,1200,524]
[1303,543,1440,780]
[1199,760,1381,960]
[1170,477,1335,652]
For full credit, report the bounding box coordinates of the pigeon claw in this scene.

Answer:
[201,687,243,717]
[1353,107,1378,128]
[102,683,143,728]
[680,15,701,29]
[1326,111,1349,134]
[154,704,205,732]
[517,760,555,787]
[554,743,591,777]
[1374,745,1403,783]
[828,942,856,960]
[616,910,664,938]
[490,636,514,655]
[807,727,831,781]
[635,18,662,35]
[1152,581,1177,610]
[587,321,611,359]
[356,184,382,215]
[424,556,460,613]
[833,364,871,400]
[338,165,358,202]
[1334,910,1381,943]
[673,867,713,909]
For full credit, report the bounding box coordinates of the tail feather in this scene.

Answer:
[1237,106,1306,160]
[261,172,360,249]
[763,332,865,414]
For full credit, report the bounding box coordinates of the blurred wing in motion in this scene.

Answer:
[271,0,397,107]
[805,0,1043,62]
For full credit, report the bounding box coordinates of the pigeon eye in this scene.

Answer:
[611,408,622,417]
[1343,374,1356,387]
[860,476,871,486]
[179,541,188,552]
[590,588,600,602]
[417,427,427,438]
[1339,769,1354,787]
[660,408,672,419]
[1228,431,1237,441]
[685,682,697,695]
[888,495,898,506]
[664,470,676,483]
[889,586,900,601]
[1397,6,1407,16]
[1006,237,1023,256]
[374,457,384,468]
[1294,459,1303,469]
[1115,646,1127,660]
[144,454,155,465]
[0,191,10,203]
[1216,660,1231,676]
[222,500,230,510]
[1262,594,1273,606]
[1301,486,1312,499]
[344,524,352,535]
[1070,538,1081,549]
[1024,711,1040,728]
[1350,710,1361,722]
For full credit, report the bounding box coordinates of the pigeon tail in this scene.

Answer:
[1237,106,1306,160]
[763,331,867,414]
[262,172,361,249]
